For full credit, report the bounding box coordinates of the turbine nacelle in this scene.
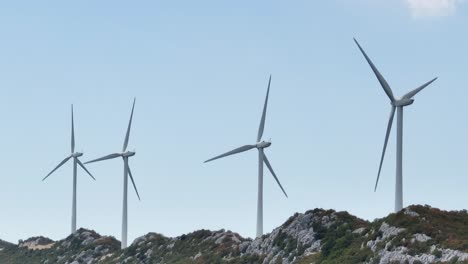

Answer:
[392,98,414,107]
[122,151,136,157]
[71,152,83,158]
[256,140,271,149]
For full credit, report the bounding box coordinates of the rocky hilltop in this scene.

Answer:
[0,205,466,264]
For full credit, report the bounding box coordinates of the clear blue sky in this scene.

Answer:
[1,0,467,244]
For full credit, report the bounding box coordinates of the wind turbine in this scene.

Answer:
[85,98,140,249]
[43,105,96,234]
[204,76,288,238]
[354,38,437,212]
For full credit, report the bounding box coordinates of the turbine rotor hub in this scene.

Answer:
[392,98,414,107]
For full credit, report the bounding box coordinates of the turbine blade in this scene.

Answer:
[263,154,288,198]
[375,106,396,191]
[257,75,271,142]
[354,38,395,102]
[84,153,121,164]
[43,155,72,181]
[402,77,438,99]
[204,145,256,163]
[127,164,141,201]
[77,158,96,180]
[122,98,136,152]
[71,104,75,153]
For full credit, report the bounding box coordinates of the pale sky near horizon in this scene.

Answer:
[1,0,467,244]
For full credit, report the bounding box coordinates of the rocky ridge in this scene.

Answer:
[18,236,54,250]
[0,205,466,264]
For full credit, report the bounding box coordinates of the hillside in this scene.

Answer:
[0,205,466,264]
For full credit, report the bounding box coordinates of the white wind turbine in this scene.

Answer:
[205,76,288,238]
[354,39,437,212]
[43,105,96,234]
[85,98,140,249]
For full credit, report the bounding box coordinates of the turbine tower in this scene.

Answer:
[85,98,140,249]
[354,39,437,212]
[43,105,96,234]
[205,76,288,238]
